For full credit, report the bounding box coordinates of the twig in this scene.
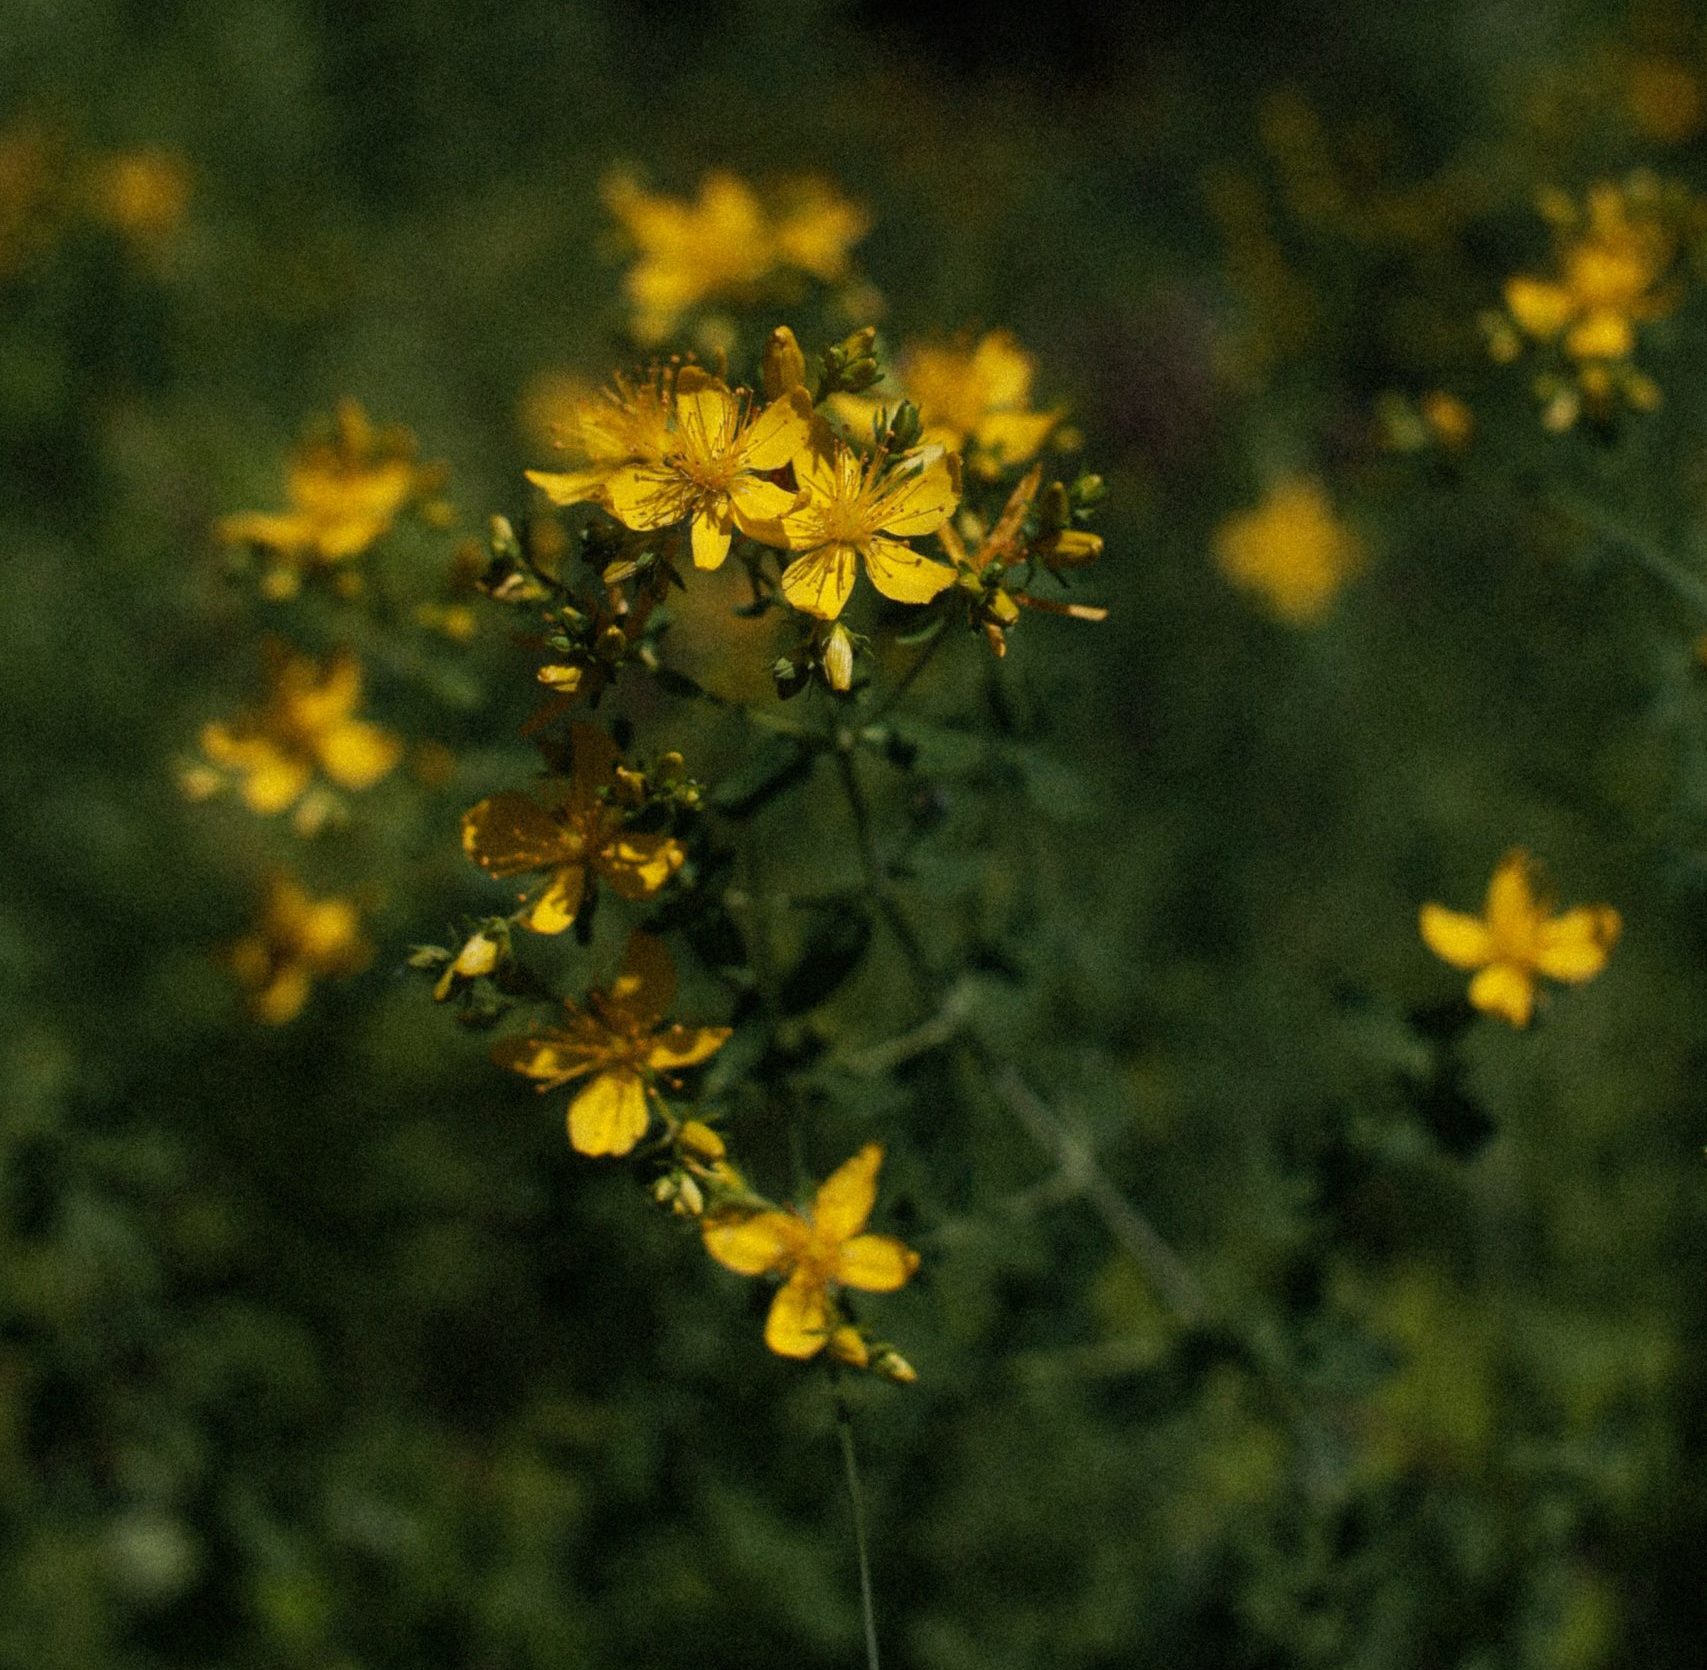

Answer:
[1552,490,1707,617]
[836,1398,882,1670]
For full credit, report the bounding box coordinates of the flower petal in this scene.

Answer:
[703,1210,808,1276]
[1485,850,1543,945]
[779,544,858,619]
[862,535,957,605]
[461,791,577,877]
[236,747,315,815]
[673,366,742,460]
[873,449,960,536]
[764,1268,832,1358]
[525,865,587,934]
[738,388,813,472]
[1418,903,1495,971]
[526,466,609,507]
[834,1233,919,1293]
[605,463,697,531]
[690,504,734,571]
[812,1143,883,1242]
[1534,906,1620,983]
[604,932,676,1029]
[728,474,803,544]
[567,1069,651,1156]
[1468,962,1536,1027]
[645,1024,731,1071]
[599,832,685,899]
[317,720,402,790]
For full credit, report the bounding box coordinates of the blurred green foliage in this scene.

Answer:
[5,1,1707,1666]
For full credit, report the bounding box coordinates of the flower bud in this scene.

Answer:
[678,1119,727,1163]
[822,623,855,692]
[828,1327,870,1368]
[871,1346,917,1384]
[1036,528,1104,569]
[762,326,807,398]
[537,663,584,692]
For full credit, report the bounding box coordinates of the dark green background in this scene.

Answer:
[4,2,1706,1665]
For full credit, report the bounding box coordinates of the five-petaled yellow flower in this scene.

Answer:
[195,644,401,820]
[1213,478,1364,624]
[494,933,729,1157]
[833,330,1061,478]
[524,368,674,511]
[460,725,685,934]
[217,402,435,597]
[1420,850,1620,1027]
[775,429,961,619]
[601,367,812,572]
[702,1144,919,1360]
[230,874,372,1025]
[604,170,867,344]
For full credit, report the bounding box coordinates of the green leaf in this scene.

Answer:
[775,905,873,1016]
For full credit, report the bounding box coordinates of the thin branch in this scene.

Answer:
[836,1398,882,1670]
[1552,489,1707,617]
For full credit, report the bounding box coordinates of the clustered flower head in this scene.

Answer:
[1420,850,1620,1027]
[603,169,868,344]
[218,402,445,598]
[230,873,371,1025]
[1487,176,1692,429]
[1213,477,1364,624]
[185,642,401,833]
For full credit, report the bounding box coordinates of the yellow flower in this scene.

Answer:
[1213,478,1363,624]
[833,330,1061,477]
[775,428,960,620]
[88,150,191,248]
[217,403,436,596]
[524,368,675,510]
[600,367,813,571]
[460,724,685,934]
[230,875,371,1025]
[702,1144,919,1360]
[603,170,867,344]
[1502,182,1676,365]
[494,933,730,1157]
[196,643,401,821]
[1420,850,1620,1027]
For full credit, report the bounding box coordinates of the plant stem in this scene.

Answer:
[837,1398,882,1670]
[1553,490,1707,617]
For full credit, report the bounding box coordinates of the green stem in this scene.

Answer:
[1553,490,1707,617]
[867,625,947,725]
[836,1398,882,1670]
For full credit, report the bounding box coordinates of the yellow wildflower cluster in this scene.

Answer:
[604,170,868,344]
[230,874,372,1025]
[218,402,446,598]
[184,643,401,834]
[1487,177,1688,429]
[1213,477,1364,624]
[1420,851,1620,1027]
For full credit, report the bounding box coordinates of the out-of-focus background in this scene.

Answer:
[6,1,1707,1665]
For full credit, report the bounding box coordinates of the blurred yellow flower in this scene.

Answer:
[776,427,960,619]
[524,367,674,510]
[230,874,371,1025]
[604,170,867,344]
[88,150,191,248]
[460,724,685,934]
[1214,478,1363,624]
[1420,850,1620,1027]
[833,329,1062,477]
[1502,181,1677,368]
[194,643,401,826]
[494,933,729,1158]
[702,1144,919,1360]
[601,367,812,570]
[217,402,438,597]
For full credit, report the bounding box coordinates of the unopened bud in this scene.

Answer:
[762,326,807,398]
[675,1174,705,1216]
[678,1120,726,1163]
[1037,528,1104,569]
[451,930,500,979]
[871,1346,918,1384]
[882,400,922,454]
[822,623,855,692]
[773,656,810,700]
[489,515,520,559]
[537,663,584,692]
[828,1327,870,1368]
